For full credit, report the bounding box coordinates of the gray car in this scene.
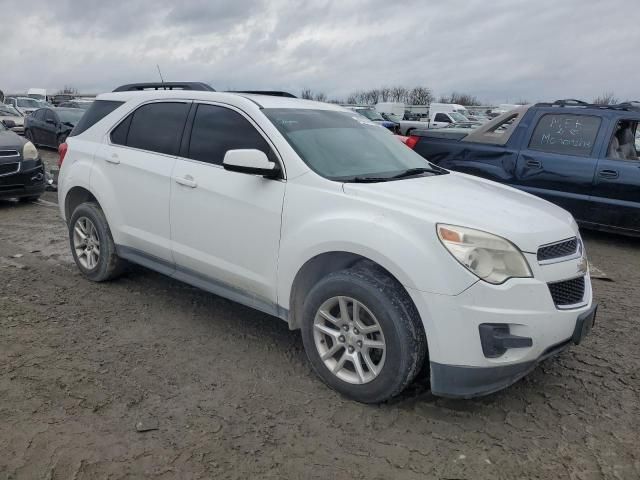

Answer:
[0,104,25,134]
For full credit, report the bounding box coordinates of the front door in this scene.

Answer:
[514,111,604,222]
[170,103,286,313]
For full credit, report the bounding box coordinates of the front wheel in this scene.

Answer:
[301,263,427,403]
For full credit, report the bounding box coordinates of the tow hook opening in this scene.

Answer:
[479,324,532,358]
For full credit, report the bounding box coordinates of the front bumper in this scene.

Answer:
[0,162,46,199]
[430,304,597,398]
[407,250,595,398]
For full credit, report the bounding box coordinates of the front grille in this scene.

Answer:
[537,237,579,262]
[548,276,585,307]
[0,150,20,158]
[0,162,20,176]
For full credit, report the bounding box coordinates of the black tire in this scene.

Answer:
[406,128,414,136]
[24,129,34,144]
[68,202,127,282]
[300,262,427,403]
[19,195,40,202]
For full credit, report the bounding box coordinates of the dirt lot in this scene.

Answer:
[1,150,639,479]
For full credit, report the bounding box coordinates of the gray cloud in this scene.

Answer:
[0,0,637,103]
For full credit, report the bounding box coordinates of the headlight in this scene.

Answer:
[22,141,38,161]
[437,224,532,284]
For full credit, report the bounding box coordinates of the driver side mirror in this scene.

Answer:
[2,119,16,129]
[222,149,281,178]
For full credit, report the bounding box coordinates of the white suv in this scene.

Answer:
[58,83,596,403]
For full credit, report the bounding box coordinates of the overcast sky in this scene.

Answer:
[1,0,637,104]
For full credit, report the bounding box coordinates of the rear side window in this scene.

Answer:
[44,110,56,122]
[528,114,601,157]
[114,102,190,156]
[69,100,124,137]
[187,104,272,165]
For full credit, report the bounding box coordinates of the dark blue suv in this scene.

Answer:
[409,100,640,236]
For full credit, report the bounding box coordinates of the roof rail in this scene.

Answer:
[227,90,297,98]
[113,82,215,92]
[533,99,640,112]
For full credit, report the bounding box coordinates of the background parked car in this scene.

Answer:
[58,99,94,110]
[0,120,45,201]
[0,104,25,134]
[346,106,400,133]
[25,107,85,148]
[50,94,76,106]
[4,96,41,115]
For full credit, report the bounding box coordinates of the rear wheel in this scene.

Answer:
[69,202,127,281]
[301,263,426,403]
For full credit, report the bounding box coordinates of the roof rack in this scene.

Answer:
[227,90,297,98]
[534,99,640,112]
[113,82,215,92]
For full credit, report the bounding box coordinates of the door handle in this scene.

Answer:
[598,169,619,179]
[525,159,542,168]
[106,153,120,164]
[174,176,197,188]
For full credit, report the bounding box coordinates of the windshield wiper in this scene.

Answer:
[388,167,444,179]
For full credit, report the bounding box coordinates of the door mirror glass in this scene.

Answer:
[223,149,280,178]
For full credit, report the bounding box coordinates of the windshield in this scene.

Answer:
[355,108,385,122]
[17,98,40,108]
[57,109,85,124]
[450,112,469,122]
[0,105,21,116]
[264,108,439,181]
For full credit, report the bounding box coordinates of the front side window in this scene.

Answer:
[264,108,440,181]
[434,113,451,123]
[528,113,601,157]
[113,102,190,156]
[44,110,56,122]
[187,104,272,165]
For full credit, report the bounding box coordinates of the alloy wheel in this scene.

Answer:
[313,296,386,384]
[73,217,101,270]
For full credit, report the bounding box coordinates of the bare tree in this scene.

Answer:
[300,89,313,100]
[408,86,433,105]
[593,92,618,105]
[388,86,407,103]
[380,86,392,102]
[439,92,480,106]
[57,85,79,95]
[314,92,327,102]
[515,98,530,105]
[346,92,360,104]
[361,89,380,105]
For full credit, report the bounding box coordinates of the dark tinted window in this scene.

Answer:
[110,114,132,145]
[32,109,44,120]
[44,110,56,122]
[434,113,451,123]
[125,102,190,155]
[187,104,272,165]
[529,114,601,157]
[69,100,124,137]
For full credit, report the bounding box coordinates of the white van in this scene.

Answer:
[27,88,47,101]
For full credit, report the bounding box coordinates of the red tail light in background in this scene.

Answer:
[58,142,68,167]
[405,135,420,150]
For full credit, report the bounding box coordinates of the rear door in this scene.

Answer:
[589,118,640,232]
[91,101,190,266]
[170,103,286,312]
[514,111,604,222]
[28,109,44,144]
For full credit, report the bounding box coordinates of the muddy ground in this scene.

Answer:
[1,150,639,479]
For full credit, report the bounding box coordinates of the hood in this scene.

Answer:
[342,172,576,253]
[0,115,24,126]
[0,129,27,150]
